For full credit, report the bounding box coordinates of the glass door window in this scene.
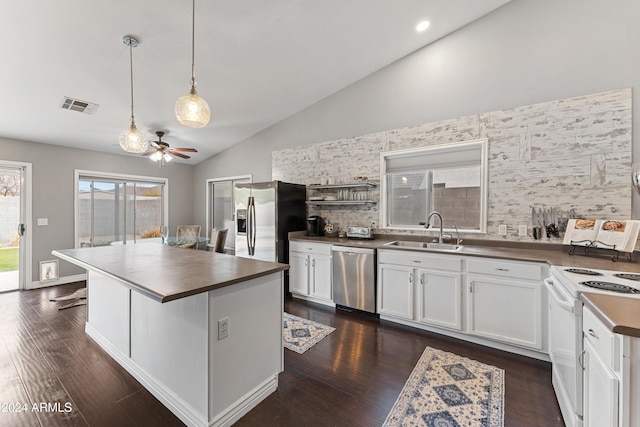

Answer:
[208,176,251,254]
[0,166,21,292]
[77,173,166,247]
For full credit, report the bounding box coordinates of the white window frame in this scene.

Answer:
[379,139,488,234]
[74,169,169,248]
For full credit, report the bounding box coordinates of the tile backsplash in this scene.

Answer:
[272,88,632,243]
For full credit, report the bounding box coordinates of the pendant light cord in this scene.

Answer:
[190,0,196,90]
[129,40,135,124]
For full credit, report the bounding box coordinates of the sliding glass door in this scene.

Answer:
[207,176,251,254]
[77,172,166,247]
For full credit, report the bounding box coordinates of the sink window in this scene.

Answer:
[380,139,487,233]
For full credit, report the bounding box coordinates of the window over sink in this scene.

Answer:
[380,139,487,233]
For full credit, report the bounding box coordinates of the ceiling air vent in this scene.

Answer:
[60,96,99,114]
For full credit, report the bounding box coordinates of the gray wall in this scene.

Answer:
[193,0,640,228]
[0,136,194,280]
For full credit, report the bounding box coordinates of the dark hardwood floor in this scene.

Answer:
[0,283,564,426]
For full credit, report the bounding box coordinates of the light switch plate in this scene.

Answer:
[498,224,507,236]
[37,218,48,226]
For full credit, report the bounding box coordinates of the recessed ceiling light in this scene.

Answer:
[416,20,430,32]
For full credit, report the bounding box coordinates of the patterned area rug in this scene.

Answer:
[283,312,335,354]
[383,346,504,427]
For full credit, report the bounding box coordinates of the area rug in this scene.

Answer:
[50,287,87,310]
[383,346,504,427]
[283,312,335,354]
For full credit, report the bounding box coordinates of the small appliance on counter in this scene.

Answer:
[346,225,374,239]
[307,215,324,237]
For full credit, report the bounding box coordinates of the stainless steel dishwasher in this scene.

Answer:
[332,246,376,313]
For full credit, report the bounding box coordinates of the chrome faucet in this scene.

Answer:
[426,211,445,244]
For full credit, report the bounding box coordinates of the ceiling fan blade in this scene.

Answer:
[172,147,198,152]
[170,151,190,159]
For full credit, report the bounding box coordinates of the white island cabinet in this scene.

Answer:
[53,244,287,427]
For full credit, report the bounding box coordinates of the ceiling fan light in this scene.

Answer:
[175,90,210,128]
[149,150,163,161]
[119,123,149,154]
[163,153,173,162]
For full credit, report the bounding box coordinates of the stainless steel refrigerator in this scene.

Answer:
[234,181,307,294]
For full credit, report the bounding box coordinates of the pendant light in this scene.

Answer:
[119,35,150,154]
[175,0,211,128]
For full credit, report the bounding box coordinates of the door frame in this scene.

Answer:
[205,174,252,249]
[0,160,32,290]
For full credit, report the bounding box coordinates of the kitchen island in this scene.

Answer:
[52,244,288,427]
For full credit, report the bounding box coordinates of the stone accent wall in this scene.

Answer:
[272,88,632,242]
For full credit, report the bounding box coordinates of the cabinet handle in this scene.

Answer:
[420,274,425,285]
[312,259,316,268]
[469,281,473,293]
[587,329,599,340]
[496,268,510,272]
[412,260,422,263]
[579,350,585,370]
[409,272,413,284]
[304,258,308,267]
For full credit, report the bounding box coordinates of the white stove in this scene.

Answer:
[550,265,640,299]
[546,264,640,427]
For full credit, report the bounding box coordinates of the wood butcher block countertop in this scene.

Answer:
[580,293,640,338]
[53,244,288,303]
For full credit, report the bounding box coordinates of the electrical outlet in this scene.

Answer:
[498,224,507,236]
[518,225,527,236]
[37,218,48,226]
[218,317,229,340]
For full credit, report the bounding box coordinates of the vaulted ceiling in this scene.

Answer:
[0,1,511,164]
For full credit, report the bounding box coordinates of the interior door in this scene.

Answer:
[0,164,25,292]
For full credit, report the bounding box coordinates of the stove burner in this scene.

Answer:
[580,281,640,294]
[564,268,603,276]
[613,273,640,282]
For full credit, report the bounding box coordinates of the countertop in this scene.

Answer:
[53,244,288,303]
[580,293,640,339]
[290,233,640,272]
[292,232,640,337]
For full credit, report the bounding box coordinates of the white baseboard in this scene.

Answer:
[29,273,87,290]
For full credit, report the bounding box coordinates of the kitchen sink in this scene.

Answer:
[384,240,463,252]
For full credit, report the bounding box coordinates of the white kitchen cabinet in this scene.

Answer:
[289,251,310,295]
[583,338,619,427]
[466,258,545,350]
[377,249,463,330]
[289,241,333,306]
[416,269,462,330]
[581,305,638,427]
[378,263,413,319]
[467,274,543,350]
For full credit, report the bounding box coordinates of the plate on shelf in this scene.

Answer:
[324,196,337,201]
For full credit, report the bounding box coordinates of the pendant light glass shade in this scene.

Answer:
[119,35,149,154]
[175,87,210,128]
[175,0,210,128]
[119,121,149,154]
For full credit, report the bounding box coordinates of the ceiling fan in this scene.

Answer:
[144,131,198,166]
